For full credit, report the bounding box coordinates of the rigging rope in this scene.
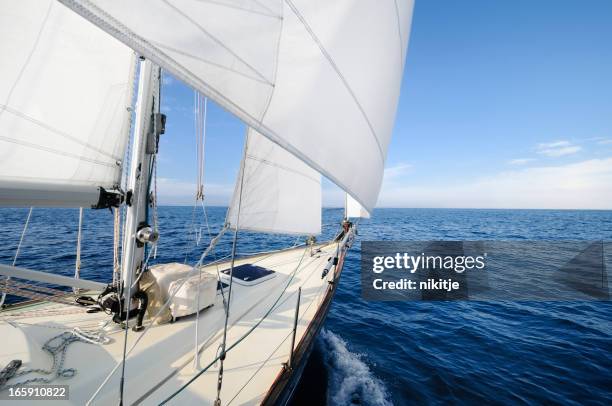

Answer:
[195,91,207,201]
[0,329,109,392]
[0,207,33,308]
[113,207,121,286]
[73,207,83,295]
[214,132,248,406]
[192,91,211,369]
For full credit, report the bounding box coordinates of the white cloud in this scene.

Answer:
[156,178,234,205]
[597,139,612,145]
[536,140,581,157]
[383,162,413,180]
[377,158,612,209]
[508,158,535,165]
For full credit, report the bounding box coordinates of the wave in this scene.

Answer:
[319,329,392,406]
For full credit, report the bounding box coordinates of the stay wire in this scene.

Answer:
[73,207,84,295]
[213,129,248,405]
[0,207,33,308]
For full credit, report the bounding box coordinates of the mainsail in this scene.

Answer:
[227,128,321,235]
[0,0,135,207]
[58,0,414,212]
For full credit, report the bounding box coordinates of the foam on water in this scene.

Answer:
[319,329,392,406]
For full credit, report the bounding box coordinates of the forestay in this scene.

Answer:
[227,128,321,235]
[59,0,414,212]
[0,0,135,207]
[346,193,370,219]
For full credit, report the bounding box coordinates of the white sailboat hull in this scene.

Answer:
[0,240,349,405]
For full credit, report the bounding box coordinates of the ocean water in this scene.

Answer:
[1,207,611,405]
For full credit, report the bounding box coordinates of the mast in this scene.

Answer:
[120,58,163,299]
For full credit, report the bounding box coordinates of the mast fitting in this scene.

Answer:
[91,187,124,210]
[146,113,166,154]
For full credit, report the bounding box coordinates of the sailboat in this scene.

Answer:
[0,1,413,404]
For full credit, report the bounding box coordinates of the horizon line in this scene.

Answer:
[155,205,612,211]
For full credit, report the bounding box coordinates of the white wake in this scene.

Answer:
[320,329,392,406]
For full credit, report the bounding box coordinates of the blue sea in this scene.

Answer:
[1,207,611,405]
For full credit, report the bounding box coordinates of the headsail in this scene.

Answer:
[0,0,135,207]
[346,193,370,219]
[227,128,321,235]
[58,0,414,212]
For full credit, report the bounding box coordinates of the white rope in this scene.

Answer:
[112,207,121,286]
[0,207,33,308]
[194,91,206,201]
[72,208,84,295]
[192,203,222,369]
[192,91,210,369]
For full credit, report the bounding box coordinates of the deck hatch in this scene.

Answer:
[220,264,276,286]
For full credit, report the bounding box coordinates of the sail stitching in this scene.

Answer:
[195,0,281,19]
[0,136,118,169]
[252,0,281,17]
[0,104,122,161]
[160,0,274,86]
[0,2,53,122]
[150,40,272,86]
[284,0,385,164]
[246,154,319,184]
[256,0,284,123]
[393,0,404,63]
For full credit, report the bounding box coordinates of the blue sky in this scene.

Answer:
[157,0,612,209]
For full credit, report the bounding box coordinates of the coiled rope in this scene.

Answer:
[0,329,109,392]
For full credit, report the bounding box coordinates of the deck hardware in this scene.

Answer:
[92,187,124,210]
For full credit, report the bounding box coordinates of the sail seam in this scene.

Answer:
[232,221,321,236]
[0,136,118,169]
[252,0,281,17]
[256,0,284,123]
[150,40,272,86]
[245,154,319,184]
[0,177,115,187]
[0,104,122,161]
[283,0,385,164]
[196,0,281,19]
[393,0,404,63]
[160,0,274,86]
[0,2,53,122]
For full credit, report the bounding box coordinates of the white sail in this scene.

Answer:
[58,0,414,213]
[0,0,135,207]
[227,128,321,235]
[346,193,370,219]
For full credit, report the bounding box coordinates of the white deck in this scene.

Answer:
[0,242,342,405]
